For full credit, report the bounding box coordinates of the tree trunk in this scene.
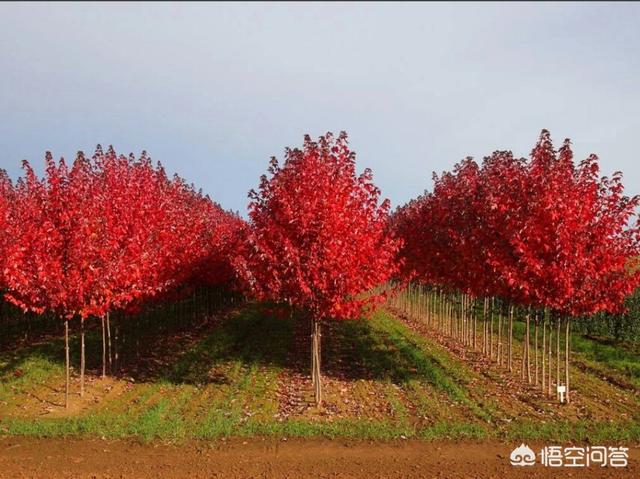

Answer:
[508,305,513,372]
[101,315,106,378]
[458,294,462,342]
[548,321,552,397]
[534,315,538,385]
[449,296,453,338]
[444,291,448,335]
[80,317,85,397]
[526,312,531,383]
[311,318,322,407]
[472,297,477,350]
[444,291,447,335]
[541,320,546,395]
[460,295,463,342]
[489,298,494,360]
[106,312,112,373]
[441,290,445,333]
[463,294,467,345]
[459,294,463,343]
[65,319,70,409]
[497,305,503,365]
[114,321,119,372]
[556,318,560,400]
[482,298,487,355]
[565,318,571,403]
[521,315,526,380]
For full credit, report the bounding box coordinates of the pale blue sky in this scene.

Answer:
[0,2,638,214]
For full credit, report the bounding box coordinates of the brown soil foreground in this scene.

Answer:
[0,438,637,479]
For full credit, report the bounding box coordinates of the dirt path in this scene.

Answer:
[0,437,637,478]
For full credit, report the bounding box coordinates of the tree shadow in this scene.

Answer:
[2,302,428,388]
[0,339,64,378]
[236,306,428,385]
[321,315,426,384]
[159,303,294,385]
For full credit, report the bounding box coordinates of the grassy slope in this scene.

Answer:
[505,317,640,390]
[0,305,638,442]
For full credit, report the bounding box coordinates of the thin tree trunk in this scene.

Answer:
[444,291,447,335]
[65,319,70,409]
[556,318,560,400]
[467,295,470,346]
[565,318,571,403]
[534,315,538,385]
[497,304,503,365]
[472,297,477,350]
[489,298,494,360]
[310,317,315,387]
[542,320,546,395]
[459,294,463,343]
[450,295,454,338]
[526,312,531,383]
[80,317,85,397]
[114,322,119,372]
[508,305,513,372]
[548,320,553,397]
[458,294,462,341]
[439,290,443,332]
[443,291,447,335]
[311,318,322,407]
[101,315,106,378]
[448,296,453,338]
[106,312,112,373]
[318,319,322,381]
[482,298,487,355]
[521,314,526,380]
[443,293,452,336]
[463,294,467,345]
[461,294,464,343]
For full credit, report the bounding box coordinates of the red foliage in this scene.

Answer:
[2,147,244,320]
[236,132,401,320]
[0,169,14,289]
[394,130,640,316]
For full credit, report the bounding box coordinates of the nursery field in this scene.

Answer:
[2,4,639,477]
[1,302,639,477]
[1,303,639,443]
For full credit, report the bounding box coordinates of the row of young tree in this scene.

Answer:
[0,134,401,408]
[0,147,246,406]
[1,130,638,408]
[573,289,640,342]
[392,130,640,402]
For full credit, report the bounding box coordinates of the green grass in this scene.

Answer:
[569,334,640,388]
[0,340,65,403]
[482,312,640,390]
[405,292,640,390]
[1,304,639,443]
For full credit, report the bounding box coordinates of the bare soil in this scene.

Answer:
[0,437,637,478]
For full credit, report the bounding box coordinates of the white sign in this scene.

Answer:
[557,385,566,403]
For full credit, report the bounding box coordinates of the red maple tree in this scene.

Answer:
[3,147,245,406]
[394,130,640,401]
[236,132,401,405]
